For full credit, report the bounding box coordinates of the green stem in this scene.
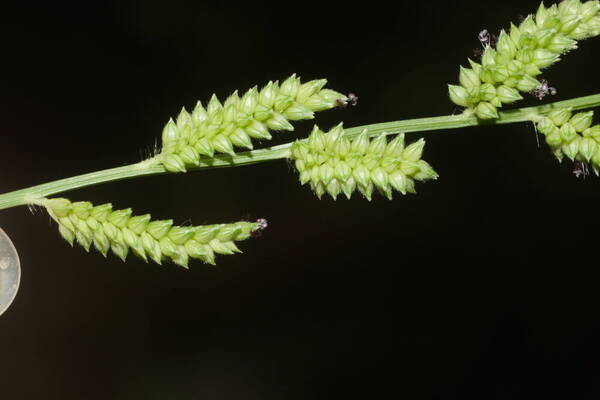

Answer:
[1,93,599,211]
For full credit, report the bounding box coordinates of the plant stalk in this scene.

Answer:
[1,93,599,211]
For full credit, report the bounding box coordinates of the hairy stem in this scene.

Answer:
[1,93,599,211]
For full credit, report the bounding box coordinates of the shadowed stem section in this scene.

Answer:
[1,93,599,211]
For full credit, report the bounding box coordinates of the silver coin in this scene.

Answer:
[0,228,21,316]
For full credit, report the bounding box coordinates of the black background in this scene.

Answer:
[1,0,600,398]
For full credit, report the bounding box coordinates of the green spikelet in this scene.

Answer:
[160,74,347,172]
[41,198,265,268]
[290,124,438,200]
[449,0,600,119]
[536,108,600,173]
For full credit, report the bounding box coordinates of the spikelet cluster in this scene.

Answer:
[449,0,600,119]
[41,198,263,268]
[536,108,600,172]
[289,124,438,200]
[160,74,347,172]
